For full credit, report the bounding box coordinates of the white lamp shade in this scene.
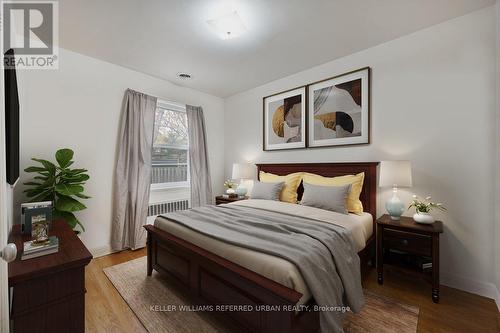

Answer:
[379,161,412,188]
[232,163,254,180]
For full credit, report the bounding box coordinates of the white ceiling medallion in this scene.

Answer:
[206,11,247,40]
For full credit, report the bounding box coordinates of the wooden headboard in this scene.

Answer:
[256,162,379,219]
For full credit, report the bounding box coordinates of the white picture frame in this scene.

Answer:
[307,67,370,148]
[263,86,306,151]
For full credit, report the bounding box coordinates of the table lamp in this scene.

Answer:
[232,163,254,197]
[379,161,412,220]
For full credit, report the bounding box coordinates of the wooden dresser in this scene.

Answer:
[8,220,92,333]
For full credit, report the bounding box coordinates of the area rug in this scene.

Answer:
[104,257,419,333]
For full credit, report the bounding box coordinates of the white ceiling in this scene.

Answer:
[59,0,494,97]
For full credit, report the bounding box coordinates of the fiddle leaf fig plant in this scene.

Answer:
[23,148,90,232]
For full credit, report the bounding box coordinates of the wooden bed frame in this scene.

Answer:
[144,162,378,333]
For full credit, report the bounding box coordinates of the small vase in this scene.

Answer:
[413,212,435,224]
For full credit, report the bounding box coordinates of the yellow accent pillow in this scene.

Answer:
[302,172,365,214]
[259,171,303,203]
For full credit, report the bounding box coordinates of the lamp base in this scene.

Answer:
[386,189,405,220]
[235,185,247,197]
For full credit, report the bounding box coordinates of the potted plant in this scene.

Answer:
[408,195,446,224]
[223,179,238,196]
[23,148,90,233]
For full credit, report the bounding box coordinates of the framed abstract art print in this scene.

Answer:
[263,86,306,151]
[307,67,370,148]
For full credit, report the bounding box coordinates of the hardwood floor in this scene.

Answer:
[85,248,147,333]
[364,267,500,333]
[86,249,500,333]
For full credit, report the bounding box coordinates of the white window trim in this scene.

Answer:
[157,99,186,113]
[151,99,190,190]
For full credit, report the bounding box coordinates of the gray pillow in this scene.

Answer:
[300,182,351,214]
[250,181,284,201]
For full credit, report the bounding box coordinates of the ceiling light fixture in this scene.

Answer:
[206,11,247,40]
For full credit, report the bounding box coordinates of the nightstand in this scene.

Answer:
[215,195,248,205]
[9,220,92,332]
[376,214,443,303]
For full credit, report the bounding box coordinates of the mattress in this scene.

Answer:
[154,199,373,305]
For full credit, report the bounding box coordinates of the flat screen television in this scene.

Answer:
[4,49,20,186]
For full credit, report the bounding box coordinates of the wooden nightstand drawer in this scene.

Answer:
[384,228,432,256]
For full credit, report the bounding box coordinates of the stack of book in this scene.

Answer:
[21,236,59,260]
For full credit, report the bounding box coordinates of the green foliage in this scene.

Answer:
[23,148,90,232]
[408,195,446,214]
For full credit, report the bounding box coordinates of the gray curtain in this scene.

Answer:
[186,105,213,207]
[111,89,157,251]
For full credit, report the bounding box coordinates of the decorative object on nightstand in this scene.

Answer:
[215,195,248,205]
[408,195,446,224]
[232,163,254,197]
[223,179,238,197]
[376,214,443,303]
[379,161,412,220]
[21,201,52,237]
[21,235,59,260]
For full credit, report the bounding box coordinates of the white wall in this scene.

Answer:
[14,47,225,254]
[225,7,497,299]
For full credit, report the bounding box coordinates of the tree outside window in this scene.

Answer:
[151,106,189,186]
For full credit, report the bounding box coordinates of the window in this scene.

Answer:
[151,101,189,189]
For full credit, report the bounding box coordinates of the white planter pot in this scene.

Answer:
[413,212,435,224]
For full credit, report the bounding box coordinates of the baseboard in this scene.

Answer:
[89,245,116,258]
[493,285,500,312]
[441,273,500,311]
[88,244,146,258]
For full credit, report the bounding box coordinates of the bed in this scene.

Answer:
[144,162,378,333]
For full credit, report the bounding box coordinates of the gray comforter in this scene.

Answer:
[160,204,364,333]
